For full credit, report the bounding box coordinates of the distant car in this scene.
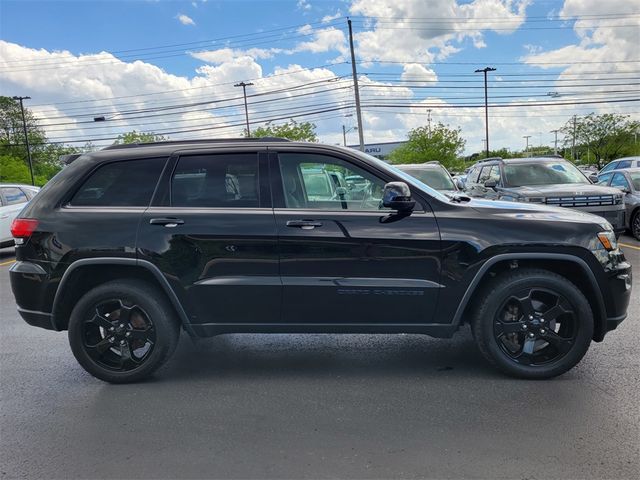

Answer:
[597,168,640,240]
[396,162,459,194]
[598,157,640,178]
[463,157,627,235]
[0,183,39,247]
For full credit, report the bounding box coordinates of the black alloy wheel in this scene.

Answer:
[82,299,156,372]
[472,268,593,379]
[493,288,577,366]
[69,280,179,383]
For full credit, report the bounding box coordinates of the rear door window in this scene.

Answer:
[616,160,632,169]
[171,153,259,208]
[70,158,166,207]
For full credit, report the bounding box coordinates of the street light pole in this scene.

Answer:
[347,19,365,151]
[475,67,496,158]
[12,96,35,186]
[550,129,560,154]
[234,81,254,137]
[523,135,531,156]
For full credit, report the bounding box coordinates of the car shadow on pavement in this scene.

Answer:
[156,328,503,382]
[0,246,15,260]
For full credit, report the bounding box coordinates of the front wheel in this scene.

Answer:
[68,280,180,383]
[472,269,593,379]
[632,210,640,241]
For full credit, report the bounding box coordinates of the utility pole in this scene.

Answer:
[475,66,496,158]
[550,129,560,154]
[523,135,531,156]
[234,81,254,137]
[347,18,364,151]
[342,125,347,146]
[427,109,432,135]
[572,115,577,161]
[12,96,35,186]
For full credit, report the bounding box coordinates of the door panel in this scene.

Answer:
[273,152,441,325]
[136,151,280,326]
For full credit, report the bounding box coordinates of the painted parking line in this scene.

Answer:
[620,243,640,251]
[0,259,16,266]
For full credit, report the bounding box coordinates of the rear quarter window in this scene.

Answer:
[70,158,166,207]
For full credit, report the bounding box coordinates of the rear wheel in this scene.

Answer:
[68,280,180,383]
[472,269,593,379]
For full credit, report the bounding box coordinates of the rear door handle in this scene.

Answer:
[149,217,184,228]
[286,220,323,230]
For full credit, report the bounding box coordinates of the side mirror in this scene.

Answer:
[454,177,465,190]
[382,182,415,212]
[617,186,630,194]
[589,174,598,184]
[484,179,497,189]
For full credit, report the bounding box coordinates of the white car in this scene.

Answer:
[0,184,40,248]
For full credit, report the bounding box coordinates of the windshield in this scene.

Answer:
[630,172,640,191]
[398,167,455,191]
[503,161,590,187]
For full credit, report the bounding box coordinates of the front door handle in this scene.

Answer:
[149,217,184,228]
[286,220,323,230]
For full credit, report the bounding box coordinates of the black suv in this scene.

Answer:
[464,157,627,235]
[9,139,632,383]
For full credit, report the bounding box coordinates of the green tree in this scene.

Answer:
[0,96,75,185]
[113,130,166,145]
[250,120,318,142]
[389,123,466,170]
[560,113,639,168]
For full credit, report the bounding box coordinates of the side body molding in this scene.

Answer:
[52,257,195,335]
[451,252,607,327]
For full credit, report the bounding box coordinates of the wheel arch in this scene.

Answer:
[452,253,608,341]
[51,258,195,335]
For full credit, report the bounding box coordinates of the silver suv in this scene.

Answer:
[464,157,626,235]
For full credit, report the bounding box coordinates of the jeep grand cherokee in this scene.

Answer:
[9,139,632,383]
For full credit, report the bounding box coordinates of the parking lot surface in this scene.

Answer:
[1,238,639,479]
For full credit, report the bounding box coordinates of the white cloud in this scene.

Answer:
[176,13,195,26]
[292,26,348,56]
[401,64,437,83]
[297,0,311,12]
[321,11,342,23]
[190,47,281,64]
[350,0,530,63]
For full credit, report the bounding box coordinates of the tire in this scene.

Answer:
[471,268,593,379]
[68,279,180,383]
[632,210,640,241]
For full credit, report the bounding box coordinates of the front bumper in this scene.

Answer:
[599,258,632,340]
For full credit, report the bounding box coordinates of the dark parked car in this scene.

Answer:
[9,139,631,383]
[395,162,459,195]
[463,157,626,235]
[597,168,640,240]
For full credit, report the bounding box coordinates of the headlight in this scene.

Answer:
[597,230,618,251]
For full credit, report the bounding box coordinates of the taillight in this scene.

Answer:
[10,218,39,240]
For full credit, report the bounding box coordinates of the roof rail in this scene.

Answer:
[59,153,83,164]
[102,137,291,150]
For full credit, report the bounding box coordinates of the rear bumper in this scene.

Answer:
[9,261,56,331]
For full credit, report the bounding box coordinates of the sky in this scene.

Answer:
[0,0,638,154]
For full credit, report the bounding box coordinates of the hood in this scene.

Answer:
[504,183,622,197]
[467,197,612,230]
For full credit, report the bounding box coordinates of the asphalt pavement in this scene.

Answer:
[1,238,639,479]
